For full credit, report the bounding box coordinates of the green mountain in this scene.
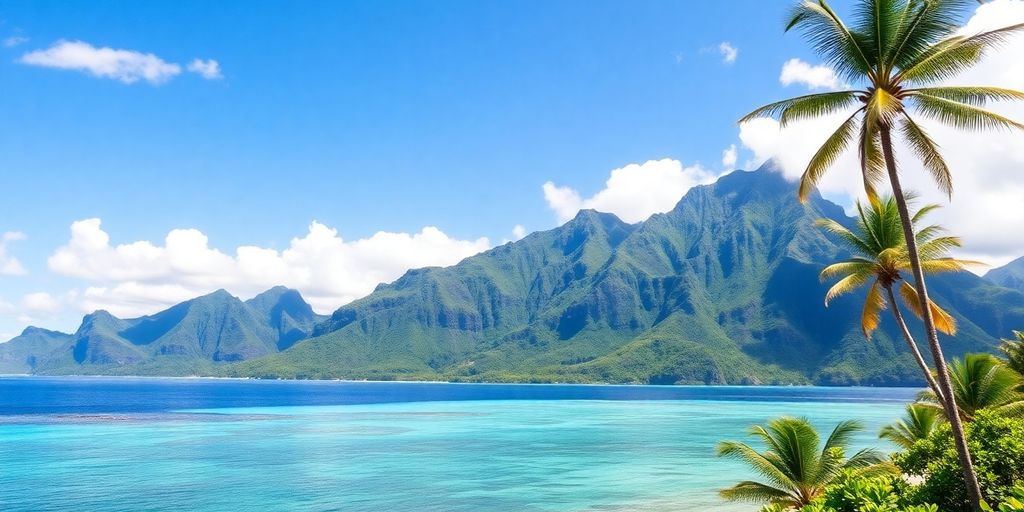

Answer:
[19,287,325,375]
[986,256,1024,294]
[0,327,73,374]
[227,166,1024,385]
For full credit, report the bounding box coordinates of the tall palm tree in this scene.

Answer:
[920,353,1024,419]
[818,196,975,404]
[717,416,894,508]
[880,403,945,449]
[1000,331,1024,378]
[741,2,1024,506]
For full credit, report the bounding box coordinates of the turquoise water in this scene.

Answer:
[0,379,913,511]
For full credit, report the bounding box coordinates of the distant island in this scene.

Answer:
[4,164,1023,385]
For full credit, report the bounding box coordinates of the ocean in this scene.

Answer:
[0,377,917,511]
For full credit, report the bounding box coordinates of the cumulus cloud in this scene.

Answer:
[187,58,222,80]
[719,42,739,64]
[47,219,491,317]
[3,35,28,48]
[722,144,738,168]
[512,225,527,240]
[20,40,182,84]
[543,159,723,224]
[738,0,1024,267]
[0,231,27,276]
[22,292,61,314]
[779,58,845,90]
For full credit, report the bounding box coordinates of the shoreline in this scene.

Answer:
[0,373,928,390]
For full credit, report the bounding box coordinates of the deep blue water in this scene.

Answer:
[0,376,918,416]
[0,377,919,511]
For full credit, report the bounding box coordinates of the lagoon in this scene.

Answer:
[0,377,916,511]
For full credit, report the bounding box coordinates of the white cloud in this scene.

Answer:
[22,292,61,314]
[47,219,491,317]
[19,40,182,84]
[187,58,222,80]
[780,58,845,90]
[738,0,1024,267]
[722,144,738,168]
[512,225,527,240]
[543,159,724,224]
[719,42,739,64]
[3,36,28,48]
[0,231,27,276]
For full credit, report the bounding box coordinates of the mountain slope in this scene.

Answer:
[0,327,73,374]
[25,288,325,375]
[230,166,1024,385]
[986,256,1024,294]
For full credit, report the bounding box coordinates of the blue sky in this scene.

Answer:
[2,0,1023,339]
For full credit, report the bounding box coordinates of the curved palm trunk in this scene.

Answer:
[884,284,947,406]
[880,126,984,510]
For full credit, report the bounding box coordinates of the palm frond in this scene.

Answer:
[899,23,1024,84]
[912,93,1024,131]
[900,114,953,197]
[826,272,874,306]
[798,111,863,202]
[862,281,888,338]
[820,260,876,281]
[899,281,957,335]
[740,91,861,124]
[906,86,1024,106]
[719,481,798,504]
[786,1,874,80]
[858,117,886,201]
[815,218,876,256]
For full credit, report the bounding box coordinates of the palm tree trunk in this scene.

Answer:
[884,284,947,406]
[879,125,984,510]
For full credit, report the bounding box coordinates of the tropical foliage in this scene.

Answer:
[744,1,1024,505]
[880,404,944,449]
[896,410,1024,511]
[717,417,894,508]
[1001,331,1024,378]
[920,354,1024,420]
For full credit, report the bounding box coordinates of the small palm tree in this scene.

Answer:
[880,403,945,449]
[743,2,1024,506]
[717,416,894,508]
[921,353,1024,420]
[1000,331,1024,378]
[818,196,976,403]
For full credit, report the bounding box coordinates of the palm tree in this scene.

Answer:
[1000,331,1024,378]
[741,2,1024,506]
[921,353,1024,419]
[818,196,977,404]
[717,416,894,508]
[880,403,945,449]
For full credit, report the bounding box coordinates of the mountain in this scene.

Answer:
[0,327,73,374]
[14,287,325,375]
[987,256,1024,294]
[228,166,1024,385]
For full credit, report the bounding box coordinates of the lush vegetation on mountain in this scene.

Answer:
[0,286,325,376]
[226,167,1024,385]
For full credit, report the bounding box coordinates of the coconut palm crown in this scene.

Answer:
[742,0,1024,202]
[717,417,894,508]
[818,195,975,338]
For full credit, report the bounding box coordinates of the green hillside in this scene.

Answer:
[20,287,325,376]
[227,166,1024,385]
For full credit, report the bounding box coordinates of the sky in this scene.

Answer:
[1,0,1023,340]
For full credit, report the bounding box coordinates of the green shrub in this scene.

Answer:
[895,410,1024,511]
[756,473,938,512]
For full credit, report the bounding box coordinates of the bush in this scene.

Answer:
[895,410,1024,511]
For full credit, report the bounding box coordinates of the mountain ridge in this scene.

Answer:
[227,165,1024,385]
